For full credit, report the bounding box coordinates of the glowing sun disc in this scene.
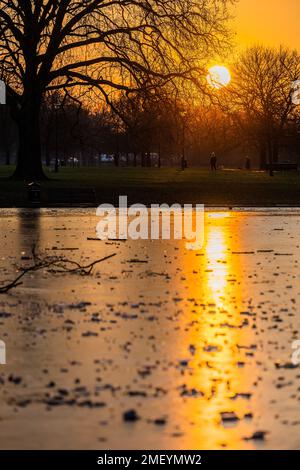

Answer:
[207,65,231,89]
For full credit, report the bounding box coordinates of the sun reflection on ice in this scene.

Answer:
[205,220,229,309]
[174,212,256,450]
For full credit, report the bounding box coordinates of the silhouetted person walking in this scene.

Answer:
[210,152,217,171]
[181,155,187,170]
[245,156,251,170]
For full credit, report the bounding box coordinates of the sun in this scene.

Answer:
[207,65,231,89]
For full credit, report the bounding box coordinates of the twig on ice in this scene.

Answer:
[0,247,116,294]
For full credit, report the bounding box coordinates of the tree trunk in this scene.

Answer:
[267,139,274,176]
[5,148,10,166]
[272,140,279,163]
[45,146,50,167]
[146,151,151,167]
[259,141,267,170]
[12,98,46,180]
[114,152,119,167]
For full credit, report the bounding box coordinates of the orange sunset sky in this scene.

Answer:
[233,0,300,50]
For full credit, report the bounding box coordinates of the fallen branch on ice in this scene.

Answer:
[0,246,116,294]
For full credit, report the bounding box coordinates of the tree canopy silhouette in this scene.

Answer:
[219,46,300,169]
[0,0,232,179]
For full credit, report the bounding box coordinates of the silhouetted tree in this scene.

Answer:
[0,0,232,179]
[223,46,300,170]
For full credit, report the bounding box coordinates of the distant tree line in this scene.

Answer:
[1,41,300,171]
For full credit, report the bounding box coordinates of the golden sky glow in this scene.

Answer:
[233,0,300,50]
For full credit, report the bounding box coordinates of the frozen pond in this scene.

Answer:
[0,208,300,450]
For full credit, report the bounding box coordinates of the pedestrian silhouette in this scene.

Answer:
[245,156,251,170]
[181,155,187,170]
[210,152,217,171]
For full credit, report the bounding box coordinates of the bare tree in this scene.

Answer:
[0,0,233,179]
[222,46,300,170]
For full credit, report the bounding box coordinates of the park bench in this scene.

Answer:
[46,187,96,206]
[265,162,298,171]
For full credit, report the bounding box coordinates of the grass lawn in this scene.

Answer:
[1,165,300,206]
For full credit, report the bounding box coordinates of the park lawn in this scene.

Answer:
[1,165,300,206]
